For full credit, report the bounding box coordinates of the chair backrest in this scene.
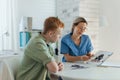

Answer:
[1,55,22,80]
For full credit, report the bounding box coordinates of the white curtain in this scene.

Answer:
[0,0,17,51]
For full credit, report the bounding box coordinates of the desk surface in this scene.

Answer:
[55,62,120,80]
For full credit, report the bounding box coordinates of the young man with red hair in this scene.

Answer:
[16,17,64,80]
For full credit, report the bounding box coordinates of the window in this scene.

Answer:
[0,0,17,51]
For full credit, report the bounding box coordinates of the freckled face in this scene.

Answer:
[49,28,63,43]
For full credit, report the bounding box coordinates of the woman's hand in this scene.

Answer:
[81,55,90,61]
[87,53,94,57]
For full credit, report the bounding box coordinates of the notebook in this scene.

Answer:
[86,50,113,66]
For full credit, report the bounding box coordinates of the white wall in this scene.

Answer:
[17,0,56,30]
[99,0,120,54]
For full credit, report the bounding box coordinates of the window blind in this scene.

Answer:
[79,0,99,52]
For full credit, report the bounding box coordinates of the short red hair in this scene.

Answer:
[43,17,64,34]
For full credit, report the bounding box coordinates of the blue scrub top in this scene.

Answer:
[60,33,93,62]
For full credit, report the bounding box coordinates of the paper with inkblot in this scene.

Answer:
[91,54,104,62]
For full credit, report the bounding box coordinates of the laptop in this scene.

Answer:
[86,50,113,66]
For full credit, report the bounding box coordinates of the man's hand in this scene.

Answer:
[58,62,64,71]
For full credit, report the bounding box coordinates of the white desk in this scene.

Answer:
[55,53,120,80]
[55,62,120,80]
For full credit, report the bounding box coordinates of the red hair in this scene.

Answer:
[43,17,64,34]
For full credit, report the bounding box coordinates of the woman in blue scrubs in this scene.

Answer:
[61,17,94,62]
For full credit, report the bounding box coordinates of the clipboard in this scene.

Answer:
[86,50,113,66]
